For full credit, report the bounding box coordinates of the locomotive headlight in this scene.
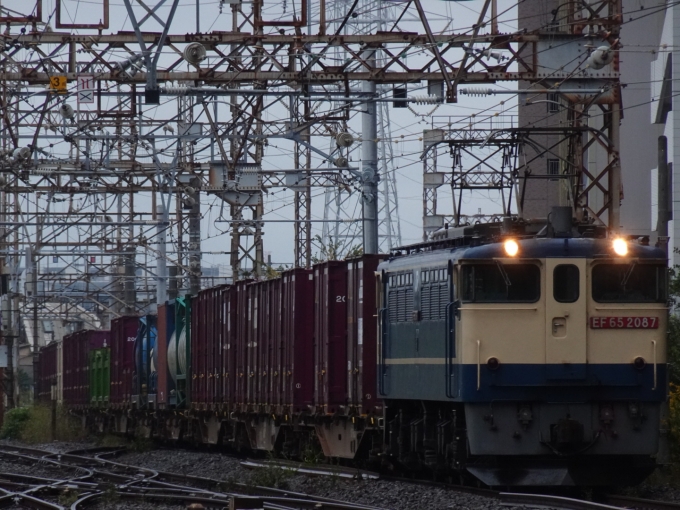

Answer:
[612,238,628,256]
[504,239,519,257]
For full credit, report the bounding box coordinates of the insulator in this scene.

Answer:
[334,156,348,168]
[410,94,440,105]
[587,46,614,70]
[12,147,30,161]
[163,86,190,95]
[183,42,207,65]
[116,54,143,80]
[336,132,354,148]
[460,88,494,97]
[31,167,55,175]
[59,103,75,119]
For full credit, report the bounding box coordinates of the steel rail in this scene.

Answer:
[0,489,64,509]
[241,459,380,480]
[17,444,680,510]
[499,492,622,510]
[603,494,680,510]
[2,445,387,509]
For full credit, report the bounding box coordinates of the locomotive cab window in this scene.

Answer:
[592,263,667,303]
[553,264,579,303]
[462,263,540,303]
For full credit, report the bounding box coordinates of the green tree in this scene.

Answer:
[668,265,680,385]
[311,235,363,263]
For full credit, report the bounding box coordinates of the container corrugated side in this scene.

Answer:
[313,261,348,413]
[281,268,314,414]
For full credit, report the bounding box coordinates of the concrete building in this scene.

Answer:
[519,1,665,245]
[646,1,680,265]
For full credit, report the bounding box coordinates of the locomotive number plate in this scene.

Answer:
[590,317,659,329]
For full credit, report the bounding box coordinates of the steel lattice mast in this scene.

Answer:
[0,0,623,405]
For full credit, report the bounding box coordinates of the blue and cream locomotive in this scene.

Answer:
[378,218,668,486]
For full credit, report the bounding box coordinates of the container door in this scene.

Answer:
[545,259,587,379]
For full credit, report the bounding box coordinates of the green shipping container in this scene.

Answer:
[89,348,111,407]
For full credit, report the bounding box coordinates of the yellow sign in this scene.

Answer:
[49,76,67,92]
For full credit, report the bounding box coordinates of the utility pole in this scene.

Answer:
[361,48,379,255]
[156,204,168,307]
[188,177,201,296]
[124,249,136,314]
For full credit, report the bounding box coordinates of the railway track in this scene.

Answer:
[242,458,680,510]
[0,443,388,509]
[0,443,677,510]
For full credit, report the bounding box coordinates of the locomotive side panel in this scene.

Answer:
[381,263,455,402]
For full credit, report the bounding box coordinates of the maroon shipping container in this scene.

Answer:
[223,286,237,408]
[208,286,227,408]
[192,290,206,407]
[247,281,264,411]
[37,342,58,403]
[61,332,78,407]
[314,261,349,414]
[110,316,139,407]
[191,285,229,409]
[256,278,282,410]
[266,278,283,410]
[347,255,386,415]
[63,330,108,408]
[281,268,314,414]
[234,280,252,411]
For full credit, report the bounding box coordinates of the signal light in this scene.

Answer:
[504,239,519,257]
[612,238,628,256]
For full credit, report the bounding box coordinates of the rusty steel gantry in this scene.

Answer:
[0,0,622,374]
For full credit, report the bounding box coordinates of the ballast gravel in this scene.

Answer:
[114,448,557,510]
[0,441,568,509]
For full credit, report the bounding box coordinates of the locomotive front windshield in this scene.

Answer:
[592,263,667,303]
[461,263,540,303]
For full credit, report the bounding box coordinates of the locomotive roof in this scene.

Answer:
[381,237,666,271]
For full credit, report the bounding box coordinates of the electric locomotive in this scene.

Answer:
[378,215,668,486]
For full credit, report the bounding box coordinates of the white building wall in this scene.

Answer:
[672,4,680,267]
[649,3,680,266]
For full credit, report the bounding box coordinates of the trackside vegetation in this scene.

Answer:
[0,404,85,443]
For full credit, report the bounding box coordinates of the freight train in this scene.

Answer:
[36,219,669,487]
